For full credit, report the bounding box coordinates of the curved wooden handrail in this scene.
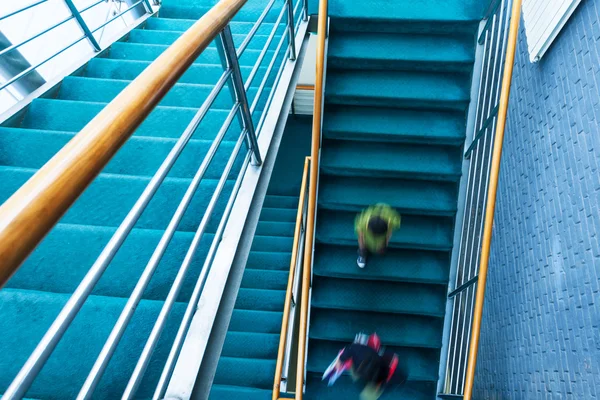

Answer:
[0,0,247,287]
[463,0,522,398]
[296,0,327,398]
[273,156,310,400]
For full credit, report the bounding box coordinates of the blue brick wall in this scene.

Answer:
[473,1,600,398]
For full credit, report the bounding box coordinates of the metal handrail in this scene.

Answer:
[296,0,327,398]
[0,0,153,93]
[0,0,302,396]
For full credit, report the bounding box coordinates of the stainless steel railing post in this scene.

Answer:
[63,0,101,51]
[286,0,297,60]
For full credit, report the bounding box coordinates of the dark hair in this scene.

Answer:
[368,216,388,235]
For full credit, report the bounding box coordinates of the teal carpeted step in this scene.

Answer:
[241,268,289,290]
[5,223,213,301]
[220,331,280,359]
[159,0,282,23]
[259,207,297,222]
[309,309,443,349]
[325,70,470,110]
[228,309,282,334]
[318,175,458,216]
[128,28,269,49]
[143,17,275,35]
[320,140,462,181]
[328,32,475,72]
[234,288,286,312]
[256,221,296,237]
[312,277,446,317]
[262,194,299,209]
[316,210,454,251]
[312,244,449,284]
[323,105,466,145]
[0,166,235,233]
[251,235,294,252]
[0,127,238,179]
[246,251,292,270]
[20,99,232,139]
[0,288,186,400]
[209,384,273,400]
[212,357,275,389]
[307,339,440,381]
[305,375,437,400]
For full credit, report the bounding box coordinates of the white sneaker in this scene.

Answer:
[357,255,366,269]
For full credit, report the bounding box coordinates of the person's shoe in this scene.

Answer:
[357,255,366,269]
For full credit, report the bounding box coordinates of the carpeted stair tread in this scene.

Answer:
[323,105,466,145]
[309,309,443,349]
[256,221,296,237]
[143,17,275,35]
[318,175,458,216]
[228,309,282,334]
[251,235,294,252]
[259,207,298,222]
[316,210,454,251]
[5,223,214,301]
[246,251,292,270]
[58,76,263,110]
[234,288,286,312]
[312,244,449,284]
[220,331,280,359]
[159,0,282,22]
[21,99,232,139]
[128,29,269,49]
[0,166,235,233]
[320,140,462,181]
[325,70,471,110]
[312,277,446,317]
[328,32,474,71]
[213,357,275,390]
[305,375,436,400]
[209,384,273,400]
[0,288,186,400]
[262,194,300,209]
[307,339,440,381]
[241,268,290,291]
[0,127,238,179]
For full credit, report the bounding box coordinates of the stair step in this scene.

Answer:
[328,32,474,72]
[21,99,231,139]
[316,210,454,251]
[309,308,443,349]
[305,374,436,400]
[159,1,282,23]
[262,194,299,209]
[0,166,236,233]
[209,384,272,400]
[128,29,269,50]
[312,277,446,317]
[307,339,440,381]
[220,331,280,359]
[143,17,275,35]
[251,235,294,252]
[0,288,186,399]
[0,127,239,179]
[325,70,471,110]
[323,105,466,145]
[241,269,290,291]
[213,357,275,390]
[320,139,462,181]
[234,288,286,312]
[259,207,297,222]
[228,309,282,334]
[318,175,458,216]
[256,221,296,237]
[58,76,263,110]
[312,244,449,284]
[5,223,213,301]
[246,251,292,271]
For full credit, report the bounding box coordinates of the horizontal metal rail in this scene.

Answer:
[0,0,48,21]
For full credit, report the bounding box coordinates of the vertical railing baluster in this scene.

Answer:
[219,26,263,166]
[141,0,154,13]
[286,0,297,60]
[303,0,308,21]
[63,0,101,51]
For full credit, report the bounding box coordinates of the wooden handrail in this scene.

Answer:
[296,0,327,398]
[463,0,522,398]
[272,156,310,400]
[0,0,247,287]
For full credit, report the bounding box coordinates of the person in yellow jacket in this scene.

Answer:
[354,204,401,269]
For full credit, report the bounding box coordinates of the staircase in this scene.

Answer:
[304,0,485,398]
[0,0,284,398]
